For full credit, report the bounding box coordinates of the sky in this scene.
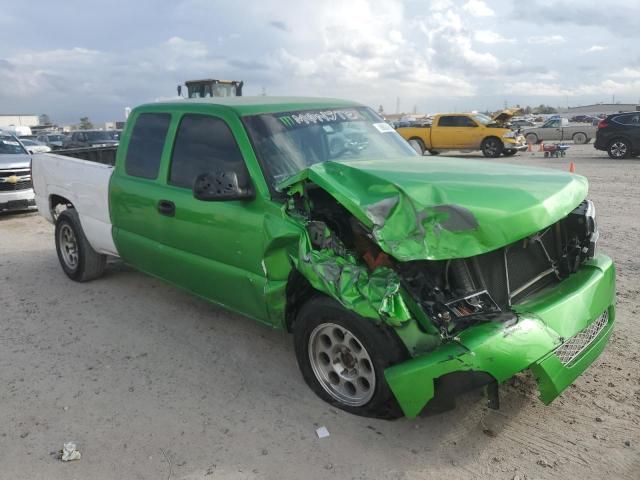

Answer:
[0,0,639,124]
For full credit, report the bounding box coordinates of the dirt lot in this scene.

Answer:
[0,143,638,480]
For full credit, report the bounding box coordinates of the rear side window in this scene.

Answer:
[169,114,247,189]
[615,114,640,125]
[125,113,171,179]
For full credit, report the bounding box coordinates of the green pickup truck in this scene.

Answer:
[32,97,615,419]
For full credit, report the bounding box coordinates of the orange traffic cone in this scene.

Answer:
[538,142,544,152]
[569,161,575,173]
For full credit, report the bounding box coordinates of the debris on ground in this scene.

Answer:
[316,426,330,439]
[60,442,81,462]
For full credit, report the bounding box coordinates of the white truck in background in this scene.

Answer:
[523,118,597,145]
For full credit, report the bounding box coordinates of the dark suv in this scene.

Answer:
[594,112,640,159]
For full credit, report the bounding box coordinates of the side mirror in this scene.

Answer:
[28,149,34,154]
[193,171,254,201]
[177,85,182,97]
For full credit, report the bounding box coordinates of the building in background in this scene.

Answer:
[559,104,640,117]
[0,113,40,128]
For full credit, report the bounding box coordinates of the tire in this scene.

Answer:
[408,137,425,155]
[481,137,503,158]
[607,138,631,159]
[55,209,106,282]
[573,132,588,144]
[428,150,440,155]
[503,150,516,157]
[525,133,539,145]
[293,296,408,419]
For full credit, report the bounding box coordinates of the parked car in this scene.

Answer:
[594,112,640,159]
[62,130,120,149]
[20,139,51,154]
[32,97,614,419]
[523,118,596,144]
[0,134,36,212]
[510,119,535,129]
[36,132,66,150]
[397,110,527,157]
[569,115,593,123]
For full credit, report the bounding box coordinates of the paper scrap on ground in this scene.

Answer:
[61,442,81,462]
[316,426,330,439]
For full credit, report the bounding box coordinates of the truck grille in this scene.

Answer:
[0,169,32,192]
[554,310,609,365]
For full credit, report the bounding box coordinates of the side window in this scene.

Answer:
[125,113,171,179]
[169,114,248,189]
[438,116,456,127]
[621,114,640,125]
[458,116,477,127]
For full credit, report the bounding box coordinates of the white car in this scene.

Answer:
[19,139,52,154]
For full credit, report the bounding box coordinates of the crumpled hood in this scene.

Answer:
[0,153,32,170]
[280,157,588,261]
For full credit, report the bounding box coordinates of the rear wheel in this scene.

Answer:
[525,133,538,145]
[293,296,407,419]
[573,132,588,144]
[608,139,631,159]
[55,209,106,282]
[481,137,503,158]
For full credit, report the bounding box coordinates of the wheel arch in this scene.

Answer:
[49,193,75,220]
[284,268,318,332]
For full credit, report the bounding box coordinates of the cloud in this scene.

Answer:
[513,0,639,36]
[462,0,495,17]
[527,35,565,45]
[268,20,289,32]
[611,67,640,78]
[474,30,515,44]
[505,78,640,97]
[582,45,606,53]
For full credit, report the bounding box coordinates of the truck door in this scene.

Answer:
[542,119,563,140]
[111,111,269,321]
[431,115,461,148]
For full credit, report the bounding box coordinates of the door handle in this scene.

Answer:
[157,200,175,217]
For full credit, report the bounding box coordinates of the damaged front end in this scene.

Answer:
[281,159,615,418]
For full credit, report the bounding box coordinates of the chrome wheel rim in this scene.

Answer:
[59,224,79,270]
[308,323,375,407]
[610,141,627,158]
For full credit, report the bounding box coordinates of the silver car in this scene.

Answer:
[0,134,36,212]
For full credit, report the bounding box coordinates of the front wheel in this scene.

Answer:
[55,209,106,282]
[481,137,503,158]
[608,139,631,159]
[525,133,539,145]
[293,296,407,419]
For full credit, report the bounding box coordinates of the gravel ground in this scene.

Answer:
[0,143,638,480]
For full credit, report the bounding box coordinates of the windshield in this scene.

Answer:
[48,134,64,141]
[243,106,417,187]
[472,113,493,125]
[85,131,112,141]
[20,139,37,146]
[0,135,28,154]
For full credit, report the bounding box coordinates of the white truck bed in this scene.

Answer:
[31,152,118,256]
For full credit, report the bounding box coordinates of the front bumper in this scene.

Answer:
[504,138,528,151]
[0,189,36,211]
[385,254,615,418]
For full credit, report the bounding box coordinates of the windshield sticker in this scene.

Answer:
[277,109,364,129]
[373,122,394,133]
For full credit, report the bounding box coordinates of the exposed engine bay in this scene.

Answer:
[296,185,599,336]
